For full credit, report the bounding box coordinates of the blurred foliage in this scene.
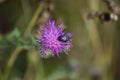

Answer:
[0,28,38,50]
[0,0,120,80]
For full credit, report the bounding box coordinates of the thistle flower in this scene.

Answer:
[37,19,72,57]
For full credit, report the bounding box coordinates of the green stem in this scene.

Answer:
[3,2,45,80]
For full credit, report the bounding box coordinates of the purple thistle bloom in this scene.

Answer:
[38,19,72,57]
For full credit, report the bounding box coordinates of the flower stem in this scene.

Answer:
[3,2,45,80]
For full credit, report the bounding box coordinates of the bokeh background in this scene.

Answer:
[0,0,120,80]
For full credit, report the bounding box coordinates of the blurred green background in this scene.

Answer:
[0,0,120,80]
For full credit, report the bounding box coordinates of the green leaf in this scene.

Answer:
[6,27,21,40]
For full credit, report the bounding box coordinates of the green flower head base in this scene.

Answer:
[37,19,72,57]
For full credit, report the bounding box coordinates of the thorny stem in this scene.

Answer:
[3,2,45,80]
